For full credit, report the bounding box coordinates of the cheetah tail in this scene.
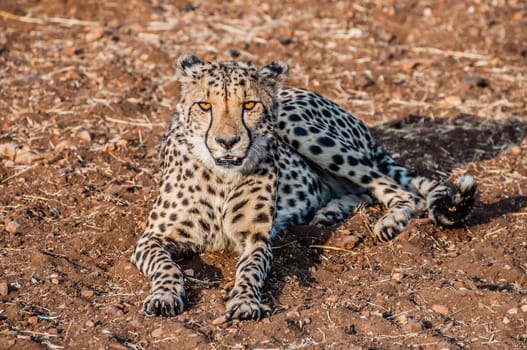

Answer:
[426,175,477,226]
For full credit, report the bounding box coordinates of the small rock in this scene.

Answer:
[184,269,195,277]
[463,76,489,88]
[394,314,408,325]
[401,319,423,332]
[85,26,105,42]
[0,142,17,158]
[0,280,8,296]
[325,295,338,304]
[102,304,124,315]
[521,305,527,313]
[47,328,58,335]
[431,304,449,315]
[502,316,510,324]
[85,320,95,328]
[108,342,128,350]
[509,146,521,155]
[151,327,164,338]
[76,129,92,142]
[356,74,375,89]
[129,318,142,328]
[51,278,60,285]
[65,69,82,81]
[27,316,38,325]
[391,272,404,281]
[81,289,94,298]
[438,95,462,107]
[286,310,300,318]
[507,307,518,315]
[5,221,21,234]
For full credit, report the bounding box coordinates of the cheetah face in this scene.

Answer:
[175,53,288,175]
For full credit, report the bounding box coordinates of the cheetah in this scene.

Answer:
[131,53,476,321]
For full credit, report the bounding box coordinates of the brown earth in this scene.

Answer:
[1,1,526,349]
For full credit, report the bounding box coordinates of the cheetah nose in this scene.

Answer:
[215,136,241,150]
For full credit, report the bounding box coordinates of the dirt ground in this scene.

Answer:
[1,0,526,349]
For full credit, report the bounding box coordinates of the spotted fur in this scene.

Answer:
[131,53,476,320]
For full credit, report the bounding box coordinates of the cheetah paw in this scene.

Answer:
[143,290,187,317]
[373,212,410,242]
[309,211,342,226]
[225,297,271,321]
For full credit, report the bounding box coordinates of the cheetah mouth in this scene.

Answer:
[215,155,244,167]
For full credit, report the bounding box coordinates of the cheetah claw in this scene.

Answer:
[143,290,187,317]
[224,298,272,321]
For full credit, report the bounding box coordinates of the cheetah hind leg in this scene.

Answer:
[310,193,372,226]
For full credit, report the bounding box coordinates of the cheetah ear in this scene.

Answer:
[258,61,289,89]
[176,53,205,82]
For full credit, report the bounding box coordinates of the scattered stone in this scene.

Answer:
[356,74,375,89]
[212,315,228,325]
[108,342,128,350]
[521,304,527,313]
[402,319,423,332]
[431,304,449,315]
[463,76,489,88]
[502,316,510,324]
[286,310,300,318]
[76,129,92,142]
[184,269,195,277]
[102,304,125,315]
[509,145,521,155]
[5,221,21,234]
[27,316,38,325]
[47,328,58,335]
[85,320,95,328]
[394,314,408,325]
[85,26,105,42]
[325,295,338,304]
[0,280,8,296]
[0,142,17,158]
[151,327,164,338]
[507,307,518,315]
[81,288,94,298]
[391,272,405,281]
[438,95,462,107]
[129,318,142,328]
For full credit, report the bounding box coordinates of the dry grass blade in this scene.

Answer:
[0,10,99,26]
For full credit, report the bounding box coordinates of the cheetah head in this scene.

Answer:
[174,53,288,176]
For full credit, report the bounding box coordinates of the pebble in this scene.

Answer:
[151,327,164,338]
[85,320,95,328]
[108,342,128,350]
[0,280,9,296]
[391,272,404,281]
[509,146,521,155]
[394,314,407,325]
[47,328,58,335]
[401,319,423,332]
[81,288,94,298]
[507,307,518,315]
[502,316,510,324]
[101,304,124,315]
[76,129,92,142]
[85,26,105,42]
[27,316,38,325]
[462,76,489,88]
[5,221,20,234]
[431,304,449,315]
[521,305,527,313]
[325,295,338,304]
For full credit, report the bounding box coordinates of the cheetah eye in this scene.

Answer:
[242,101,257,111]
[197,102,212,112]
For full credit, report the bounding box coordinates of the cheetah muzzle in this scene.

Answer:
[131,53,476,321]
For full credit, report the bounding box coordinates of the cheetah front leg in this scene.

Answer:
[223,175,277,321]
[132,231,198,317]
